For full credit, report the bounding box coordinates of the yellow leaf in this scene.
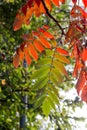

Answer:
[1,79,6,85]
[55,53,70,64]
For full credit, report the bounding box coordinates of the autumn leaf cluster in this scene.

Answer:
[13,0,87,111]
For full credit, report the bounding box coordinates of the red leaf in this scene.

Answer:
[72,0,77,4]
[28,44,38,60]
[34,0,41,6]
[81,48,87,61]
[43,25,50,30]
[71,5,87,18]
[34,39,45,52]
[76,70,86,95]
[81,85,87,103]
[20,42,25,51]
[13,54,20,68]
[72,63,78,77]
[76,24,85,33]
[76,70,87,103]
[22,4,27,15]
[39,36,51,48]
[81,9,87,18]
[82,0,87,8]
[28,0,34,8]
[56,47,69,56]
[72,44,80,59]
[72,59,83,77]
[60,0,65,4]
[24,47,32,65]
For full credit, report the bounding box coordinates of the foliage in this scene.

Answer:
[0,0,87,129]
[13,0,87,102]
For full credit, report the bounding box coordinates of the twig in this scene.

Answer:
[41,0,65,35]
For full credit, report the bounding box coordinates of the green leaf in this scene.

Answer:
[42,97,51,116]
[46,49,54,56]
[6,118,12,123]
[31,65,49,79]
[0,92,6,98]
[34,94,46,109]
[48,84,59,96]
[47,96,55,110]
[36,58,51,66]
[51,68,63,82]
[50,73,58,86]
[53,60,67,76]
[47,90,59,105]
[33,76,48,90]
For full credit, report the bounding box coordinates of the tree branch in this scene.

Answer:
[41,0,65,35]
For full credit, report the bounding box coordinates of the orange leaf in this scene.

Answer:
[13,54,20,68]
[51,0,60,6]
[40,29,54,39]
[39,2,46,13]
[39,36,51,48]
[23,7,33,24]
[81,48,87,61]
[39,28,54,39]
[45,0,52,10]
[34,39,45,52]
[82,0,87,8]
[24,47,32,65]
[34,3,41,17]
[22,34,34,41]
[13,12,24,31]
[56,47,69,56]
[18,48,24,61]
[28,44,38,60]
[32,31,40,37]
